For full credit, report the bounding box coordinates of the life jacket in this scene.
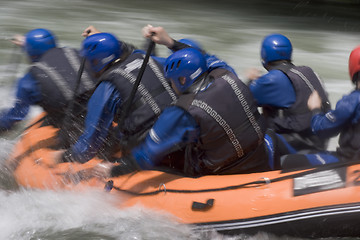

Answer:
[100,52,177,148]
[176,68,268,175]
[29,47,97,121]
[265,62,330,151]
[337,91,360,161]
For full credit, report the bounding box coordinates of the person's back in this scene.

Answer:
[120,48,270,177]
[98,49,177,150]
[30,47,97,125]
[261,63,330,152]
[55,32,176,164]
[249,34,331,153]
[334,91,360,161]
[313,46,360,162]
[0,28,97,136]
[280,46,360,169]
[176,66,268,175]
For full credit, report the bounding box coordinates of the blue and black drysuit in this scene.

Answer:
[64,42,239,164]
[0,47,97,134]
[111,46,275,176]
[249,62,331,154]
[128,67,270,176]
[0,73,42,131]
[308,90,360,163]
[280,89,360,168]
[62,49,177,163]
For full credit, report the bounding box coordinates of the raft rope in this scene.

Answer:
[105,160,356,196]
[20,115,47,133]
[9,135,58,171]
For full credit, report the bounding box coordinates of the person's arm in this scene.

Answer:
[249,70,296,108]
[142,25,174,48]
[62,82,122,163]
[0,73,42,131]
[206,54,238,77]
[310,91,360,138]
[143,25,234,71]
[142,25,192,51]
[245,68,262,86]
[11,34,25,47]
[110,106,199,176]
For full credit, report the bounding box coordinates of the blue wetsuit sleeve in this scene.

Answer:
[0,73,42,130]
[249,70,296,108]
[68,82,122,163]
[311,91,360,138]
[132,106,199,169]
[206,54,238,77]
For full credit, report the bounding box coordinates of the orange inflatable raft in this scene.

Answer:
[9,112,360,238]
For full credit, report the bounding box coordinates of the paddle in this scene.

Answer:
[117,35,156,128]
[57,55,87,144]
[8,43,22,83]
[66,56,87,118]
[101,34,156,166]
[58,30,92,144]
[0,40,24,139]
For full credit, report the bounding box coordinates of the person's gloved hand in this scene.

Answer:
[142,25,174,48]
[245,68,262,86]
[307,90,322,111]
[11,34,25,47]
[82,25,101,37]
[110,155,141,177]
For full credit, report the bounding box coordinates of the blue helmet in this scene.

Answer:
[165,48,208,93]
[261,34,292,67]
[80,33,122,73]
[25,28,57,62]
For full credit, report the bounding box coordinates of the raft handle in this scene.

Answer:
[104,180,114,192]
[192,199,214,211]
[159,183,166,193]
[260,177,271,185]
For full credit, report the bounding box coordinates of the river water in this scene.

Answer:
[0,0,360,239]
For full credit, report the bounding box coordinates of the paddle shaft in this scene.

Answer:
[62,29,91,128]
[65,56,86,118]
[57,56,86,147]
[8,44,22,83]
[117,38,156,127]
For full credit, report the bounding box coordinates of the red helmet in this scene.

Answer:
[349,46,360,83]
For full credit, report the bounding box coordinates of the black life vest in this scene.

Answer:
[176,68,268,175]
[29,47,97,120]
[265,63,330,151]
[100,52,177,147]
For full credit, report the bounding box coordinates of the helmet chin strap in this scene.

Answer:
[353,72,360,90]
[356,79,359,91]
